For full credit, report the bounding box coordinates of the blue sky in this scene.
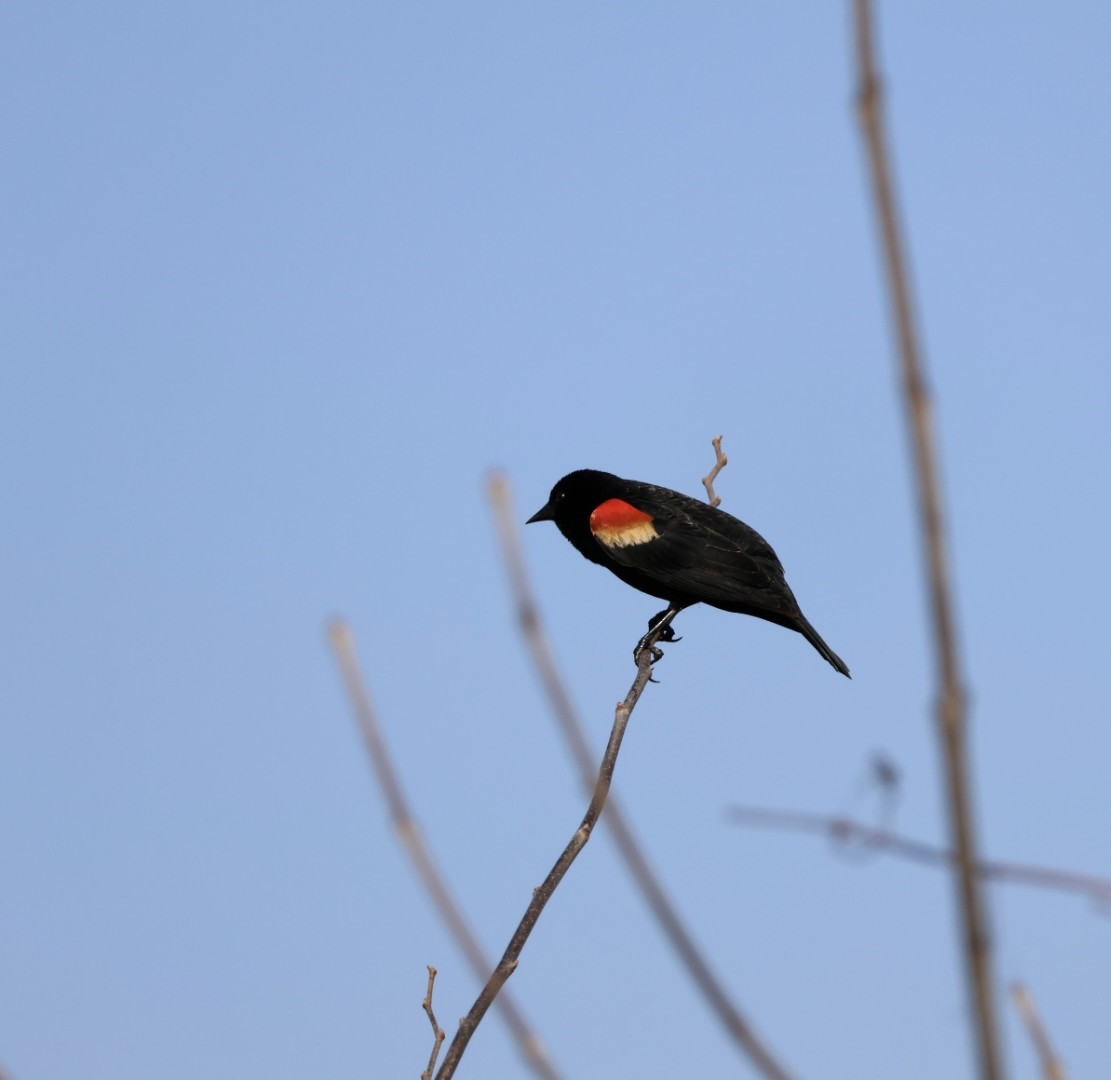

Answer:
[3,5,1109,1079]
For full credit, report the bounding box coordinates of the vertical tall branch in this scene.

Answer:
[851,4,1004,1079]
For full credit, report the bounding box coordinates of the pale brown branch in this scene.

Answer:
[701,434,729,508]
[434,614,676,1080]
[852,3,1003,1077]
[421,966,446,1080]
[1011,983,1066,1080]
[729,805,1111,905]
[327,621,561,1080]
[488,473,796,1080]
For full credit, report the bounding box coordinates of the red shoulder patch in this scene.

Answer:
[589,499,659,548]
[589,498,653,531]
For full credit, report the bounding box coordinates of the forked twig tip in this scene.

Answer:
[701,434,729,508]
[421,966,446,1080]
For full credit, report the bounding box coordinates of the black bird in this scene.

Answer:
[527,469,850,677]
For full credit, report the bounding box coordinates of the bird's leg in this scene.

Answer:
[647,607,682,644]
[633,606,682,671]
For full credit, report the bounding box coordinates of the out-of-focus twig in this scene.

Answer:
[434,616,675,1080]
[421,966,446,1080]
[852,4,1004,1077]
[1011,983,1066,1080]
[489,473,796,1080]
[701,435,729,507]
[729,805,1111,905]
[327,621,562,1080]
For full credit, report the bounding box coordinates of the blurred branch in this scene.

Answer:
[852,4,1004,1077]
[434,614,676,1080]
[421,967,446,1080]
[729,805,1111,905]
[701,434,729,508]
[1010,982,1066,1080]
[489,473,796,1080]
[327,621,562,1080]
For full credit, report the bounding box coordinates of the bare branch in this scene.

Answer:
[327,621,562,1080]
[489,473,796,1080]
[852,3,1004,1077]
[701,434,729,508]
[421,967,446,1080]
[434,615,676,1080]
[729,805,1111,905]
[1011,983,1066,1080]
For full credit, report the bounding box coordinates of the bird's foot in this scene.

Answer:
[633,635,665,668]
[634,607,682,679]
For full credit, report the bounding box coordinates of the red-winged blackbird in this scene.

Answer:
[527,469,850,677]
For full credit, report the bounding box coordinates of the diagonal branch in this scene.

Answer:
[729,805,1111,905]
[434,613,677,1080]
[852,4,1004,1077]
[489,473,796,1080]
[327,621,562,1080]
[1010,983,1066,1080]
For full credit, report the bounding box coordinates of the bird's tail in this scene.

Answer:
[797,615,851,678]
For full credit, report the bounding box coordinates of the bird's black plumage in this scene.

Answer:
[527,469,850,677]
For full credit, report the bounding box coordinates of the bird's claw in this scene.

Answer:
[633,639,666,675]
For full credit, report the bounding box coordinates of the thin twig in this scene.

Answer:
[434,614,676,1080]
[852,4,1004,1077]
[489,473,796,1080]
[327,622,561,1080]
[1010,983,1066,1080]
[729,805,1111,905]
[421,966,446,1080]
[701,435,729,507]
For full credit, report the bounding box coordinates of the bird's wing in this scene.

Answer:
[594,493,801,616]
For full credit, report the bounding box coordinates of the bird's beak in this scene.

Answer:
[526,501,555,524]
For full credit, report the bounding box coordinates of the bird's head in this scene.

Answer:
[526,470,622,529]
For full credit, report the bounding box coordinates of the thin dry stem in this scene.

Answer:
[489,472,796,1080]
[1011,983,1066,1080]
[852,4,1003,1076]
[701,434,729,507]
[327,621,561,1080]
[434,616,675,1080]
[729,805,1111,905]
[421,966,446,1080]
